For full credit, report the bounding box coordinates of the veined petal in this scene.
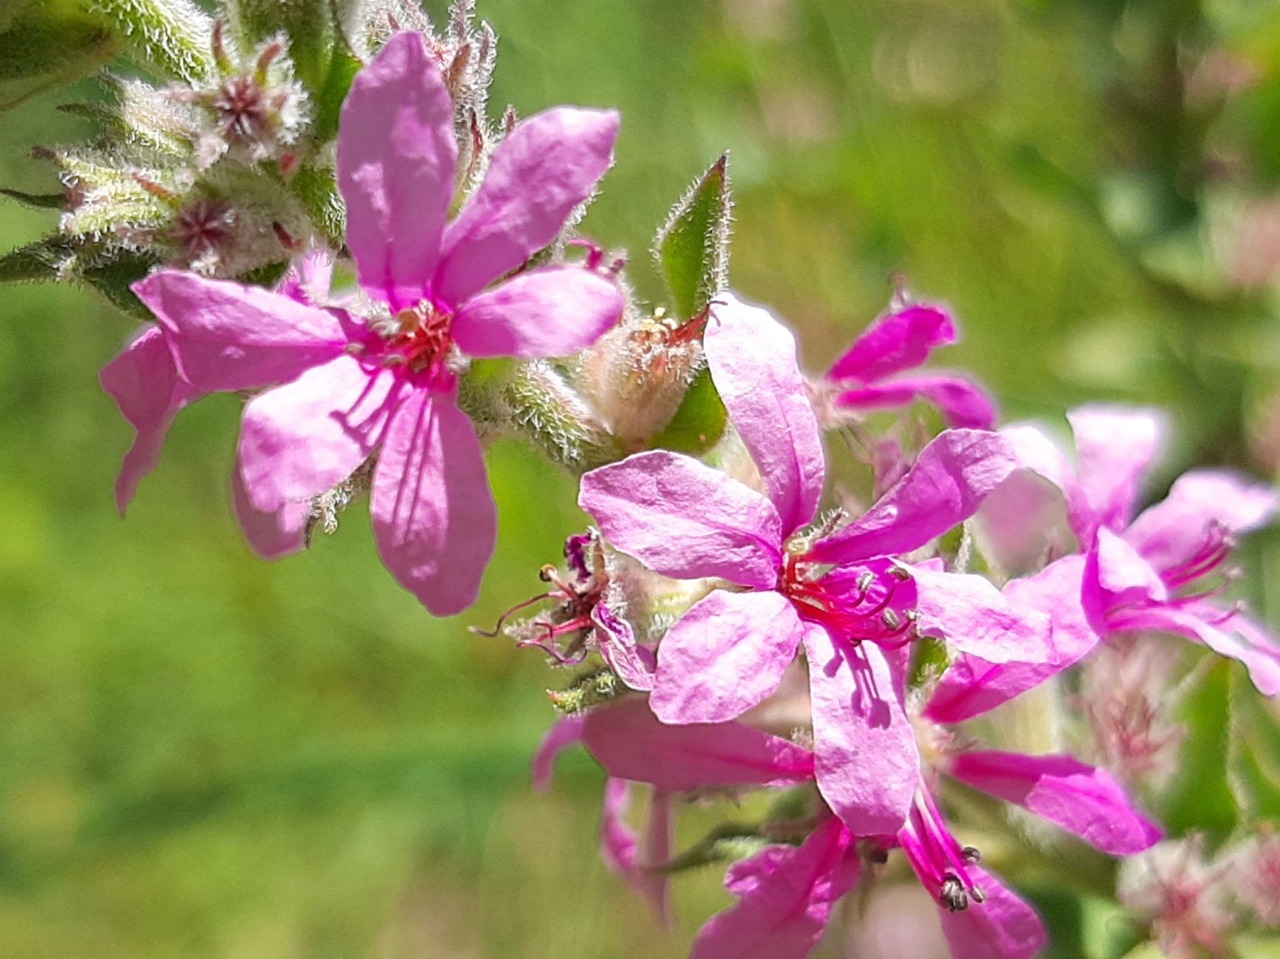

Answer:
[592,604,656,692]
[937,866,1047,959]
[811,430,1016,564]
[910,567,1052,664]
[949,751,1161,855]
[925,556,1097,724]
[435,106,619,307]
[580,451,783,588]
[337,31,455,308]
[650,590,804,724]
[231,469,308,561]
[834,373,998,430]
[133,271,346,391]
[1138,602,1280,697]
[805,631,918,835]
[238,354,398,513]
[100,326,202,515]
[828,304,956,383]
[691,816,860,959]
[1125,470,1279,574]
[1067,405,1165,541]
[583,696,815,790]
[452,267,622,359]
[370,391,497,617]
[705,294,826,534]
[1000,423,1079,507]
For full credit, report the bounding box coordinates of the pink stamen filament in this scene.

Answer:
[900,790,985,912]
[782,557,916,649]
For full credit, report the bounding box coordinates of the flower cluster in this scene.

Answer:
[7,3,1280,956]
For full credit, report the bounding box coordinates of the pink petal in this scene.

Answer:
[691,816,861,959]
[580,451,783,589]
[925,556,1097,724]
[834,373,998,429]
[949,751,1161,855]
[337,32,455,308]
[1067,405,1165,543]
[811,430,1016,564]
[435,107,620,307]
[650,590,804,724]
[805,631,918,836]
[999,423,1080,509]
[600,780,673,924]
[239,355,397,513]
[370,390,497,617]
[532,714,586,791]
[1124,470,1279,574]
[582,696,815,790]
[937,866,1047,959]
[828,304,956,383]
[100,326,201,515]
[1134,602,1280,697]
[592,604,656,691]
[231,468,309,560]
[705,294,826,534]
[1086,527,1168,617]
[133,271,346,392]
[451,266,622,359]
[910,567,1052,665]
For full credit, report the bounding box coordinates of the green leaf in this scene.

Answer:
[90,0,214,83]
[1159,658,1237,836]
[0,6,115,88]
[312,37,362,143]
[648,365,727,455]
[0,236,75,284]
[0,188,64,210]
[79,251,160,318]
[1227,669,1280,823]
[653,153,732,320]
[291,162,345,247]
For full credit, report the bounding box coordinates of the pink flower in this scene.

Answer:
[580,294,1041,835]
[575,688,1157,959]
[1002,406,1280,694]
[824,302,997,429]
[117,32,625,615]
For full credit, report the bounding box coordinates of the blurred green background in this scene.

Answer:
[3,0,1280,956]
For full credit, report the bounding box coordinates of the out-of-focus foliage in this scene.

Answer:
[2,0,1280,956]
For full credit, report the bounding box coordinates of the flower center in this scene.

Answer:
[1161,521,1236,593]
[780,553,917,650]
[378,302,458,388]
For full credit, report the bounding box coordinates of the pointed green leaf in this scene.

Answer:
[648,365,727,455]
[291,162,345,247]
[0,236,75,284]
[653,153,732,320]
[1159,658,1237,836]
[79,250,160,318]
[0,6,115,87]
[1227,669,1280,823]
[0,188,64,210]
[312,37,362,143]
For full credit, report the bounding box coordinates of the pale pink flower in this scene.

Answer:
[1001,406,1280,694]
[824,302,996,429]
[120,32,624,614]
[580,293,1041,835]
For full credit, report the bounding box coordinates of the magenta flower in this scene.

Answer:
[580,293,1041,835]
[1002,406,1280,694]
[575,673,1158,959]
[118,32,624,614]
[825,302,997,429]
